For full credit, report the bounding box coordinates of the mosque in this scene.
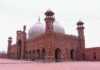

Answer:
[7,10,100,62]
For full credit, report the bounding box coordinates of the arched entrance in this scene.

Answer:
[55,48,61,62]
[25,51,28,59]
[82,53,85,60]
[17,40,22,59]
[93,52,96,60]
[32,50,35,60]
[41,48,45,60]
[29,50,31,60]
[36,49,40,59]
[70,49,75,60]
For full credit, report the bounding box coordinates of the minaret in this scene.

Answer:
[44,10,55,34]
[23,25,26,59]
[77,21,85,49]
[7,37,12,58]
[23,25,26,32]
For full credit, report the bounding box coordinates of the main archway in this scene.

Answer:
[70,49,75,60]
[36,49,40,59]
[55,48,61,62]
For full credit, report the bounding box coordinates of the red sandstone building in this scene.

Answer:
[7,10,100,61]
[0,51,7,58]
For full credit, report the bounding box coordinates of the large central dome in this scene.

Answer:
[28,21,65,39]
[28,10,65,39]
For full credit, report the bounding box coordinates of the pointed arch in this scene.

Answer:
[32,50,35,60]
[55,48,61,62]
[93,52,96,60]
[25,51,28,59]
[82,53,85,60]
[70,49,75,60]
[36,49,40,59]
[29,50,31,60]
[41,48,45,60]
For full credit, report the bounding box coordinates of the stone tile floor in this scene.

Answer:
[0,59,100,70]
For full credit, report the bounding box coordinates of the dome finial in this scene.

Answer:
[38,16,40,22]
[36,16,41,24]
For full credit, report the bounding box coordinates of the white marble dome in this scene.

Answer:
[28,21,65,39]
[53,22,65,34]
[28,21,45,38]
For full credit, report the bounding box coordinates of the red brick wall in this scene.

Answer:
[0,53,7,58]
[85,47,100,61]
[24,32,80,61]
[9,44,16,59]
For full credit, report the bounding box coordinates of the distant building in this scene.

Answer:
[0,51,7,58]
[7,10,100,61]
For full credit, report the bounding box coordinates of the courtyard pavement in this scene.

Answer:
[0,59,100,70]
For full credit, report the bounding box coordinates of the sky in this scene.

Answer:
[0,0,100,52]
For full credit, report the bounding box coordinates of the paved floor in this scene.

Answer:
[0,59,100,70]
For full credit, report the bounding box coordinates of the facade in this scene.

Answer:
[7,10,100,62]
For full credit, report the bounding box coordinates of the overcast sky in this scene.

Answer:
[0,0,100,52]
